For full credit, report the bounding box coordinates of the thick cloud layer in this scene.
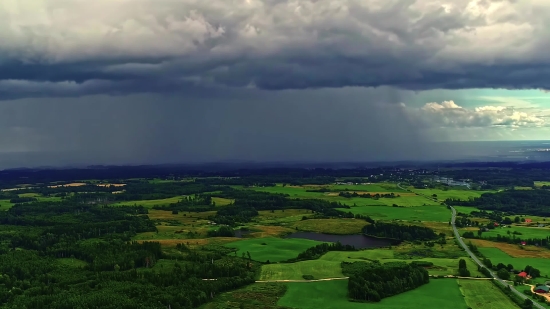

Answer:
[1,0,550,98]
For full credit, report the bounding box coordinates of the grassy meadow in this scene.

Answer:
[340,205,451,222]
[478,247,550,277]
[411,188,494,201]
[278,279,468,309]
[225,237,327,263]
[458,279,519,309]
[260,260,343,280]
[0,200,14,211]
[477,225,550,240]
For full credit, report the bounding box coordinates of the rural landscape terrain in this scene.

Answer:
[1,164,550,309]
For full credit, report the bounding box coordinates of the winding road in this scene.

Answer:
[397,183,544,308]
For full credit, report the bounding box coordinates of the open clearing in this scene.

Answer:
[225,237,326,263]
[48,182,87,188]
[458,279,519,309]
[112,196,185,207]
[411,188,494,201]
[478,225,550,240]
[260,260,343,280]
[320,250,482,277]
[291,218,367,235]
[0,200,14,210]
[469,239,550,259]
[278,279,467,309]
[340,205,450,222]
[535,181,550,187]
[478,247,550,277]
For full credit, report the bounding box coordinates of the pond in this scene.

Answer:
[285,232,396,249]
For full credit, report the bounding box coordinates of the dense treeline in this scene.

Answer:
[343,261,429,302]
[285,242,357,263]
[362,222,437,241]
[0,198,257,309]
[209,189,354,225]
[447,189,550,216]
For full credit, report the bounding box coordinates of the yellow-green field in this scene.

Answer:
[458,279,519,309]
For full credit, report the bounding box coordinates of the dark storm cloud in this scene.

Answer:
[0,88,446,168]
[1,0,550,99]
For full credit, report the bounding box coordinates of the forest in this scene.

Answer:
[446,189,550,216]
[343,261,430,302]
[361,222,438,241]
[0,197,257,309]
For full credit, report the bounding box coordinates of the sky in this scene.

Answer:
[1,0,550,168]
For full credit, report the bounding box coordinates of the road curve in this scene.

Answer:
[397,183,543,309]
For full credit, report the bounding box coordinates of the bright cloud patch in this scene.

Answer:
[407,100,548,128]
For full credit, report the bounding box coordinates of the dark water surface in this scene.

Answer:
[285,232,394,249]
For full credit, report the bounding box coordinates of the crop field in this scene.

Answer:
[319,250,482,277]
[260,260,343,280]
[256,209,313,225]
[535,181,550,187]
[278,279,467,309]
[225,237,327,263]
[458,279,518,309]
[411,188,494,201]
[340,205,451,222]
[478,247,550,276]
[111,196,186,207]
[479,225,550,239]
[469,239,550,259]
[0,200,14,211]
[291,218,367,235]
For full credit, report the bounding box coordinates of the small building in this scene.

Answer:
[518,272,528,278]
[494,222,499,227]
[535,285,549,293]
[521,241,527,246]
[525,218,532,223]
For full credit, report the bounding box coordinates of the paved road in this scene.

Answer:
[396,183,544,308]
[449,206,544,308]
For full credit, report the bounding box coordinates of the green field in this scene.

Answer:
[225,237,327,263]
[411,188,493,201]
[278,279,467,309]
[320,251,482,277]
[478,247,550,277]
[57,258,88,268]
[535,181,550,187]
[340,205,451,222]
[458,279,519,309]
[111,196,186,207]
[479,226,550,240]
[0,200,14,211]
[260,260,343,280]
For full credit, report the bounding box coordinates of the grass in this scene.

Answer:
[469,239,550,259]
[211,197,233,206]
[260,260,343,280]
[278,279,468,309]
[111,196,185,208]
[57,258,88,268]
[340,205,451,222]
[535,181,550,187]
[291,218,367,235]
[458,279,519,309]
[478,247,550,277]
[0,200,14,211]
[411,188,494,201]
[319,250,482,277]
[200,283,287,309]
[478,225,550,240]
[225,237,327,263]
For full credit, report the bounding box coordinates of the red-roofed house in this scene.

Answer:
[494,222,499,227]
[518,272,528,278]
[521,241,527,246]
[525,218,532,223]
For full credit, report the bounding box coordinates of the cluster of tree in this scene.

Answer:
[462,231,550,250]
[285,242,357,263]
[206,226,235,237]
[9,197,38,204]
[362,222,437,241]
[208,189,355,225]
[153,194,215,212]
[447,190,550,216]
[0,196,259,309]
[458,259,470,277]
[343,261,429,302]
[338,192,398,199]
